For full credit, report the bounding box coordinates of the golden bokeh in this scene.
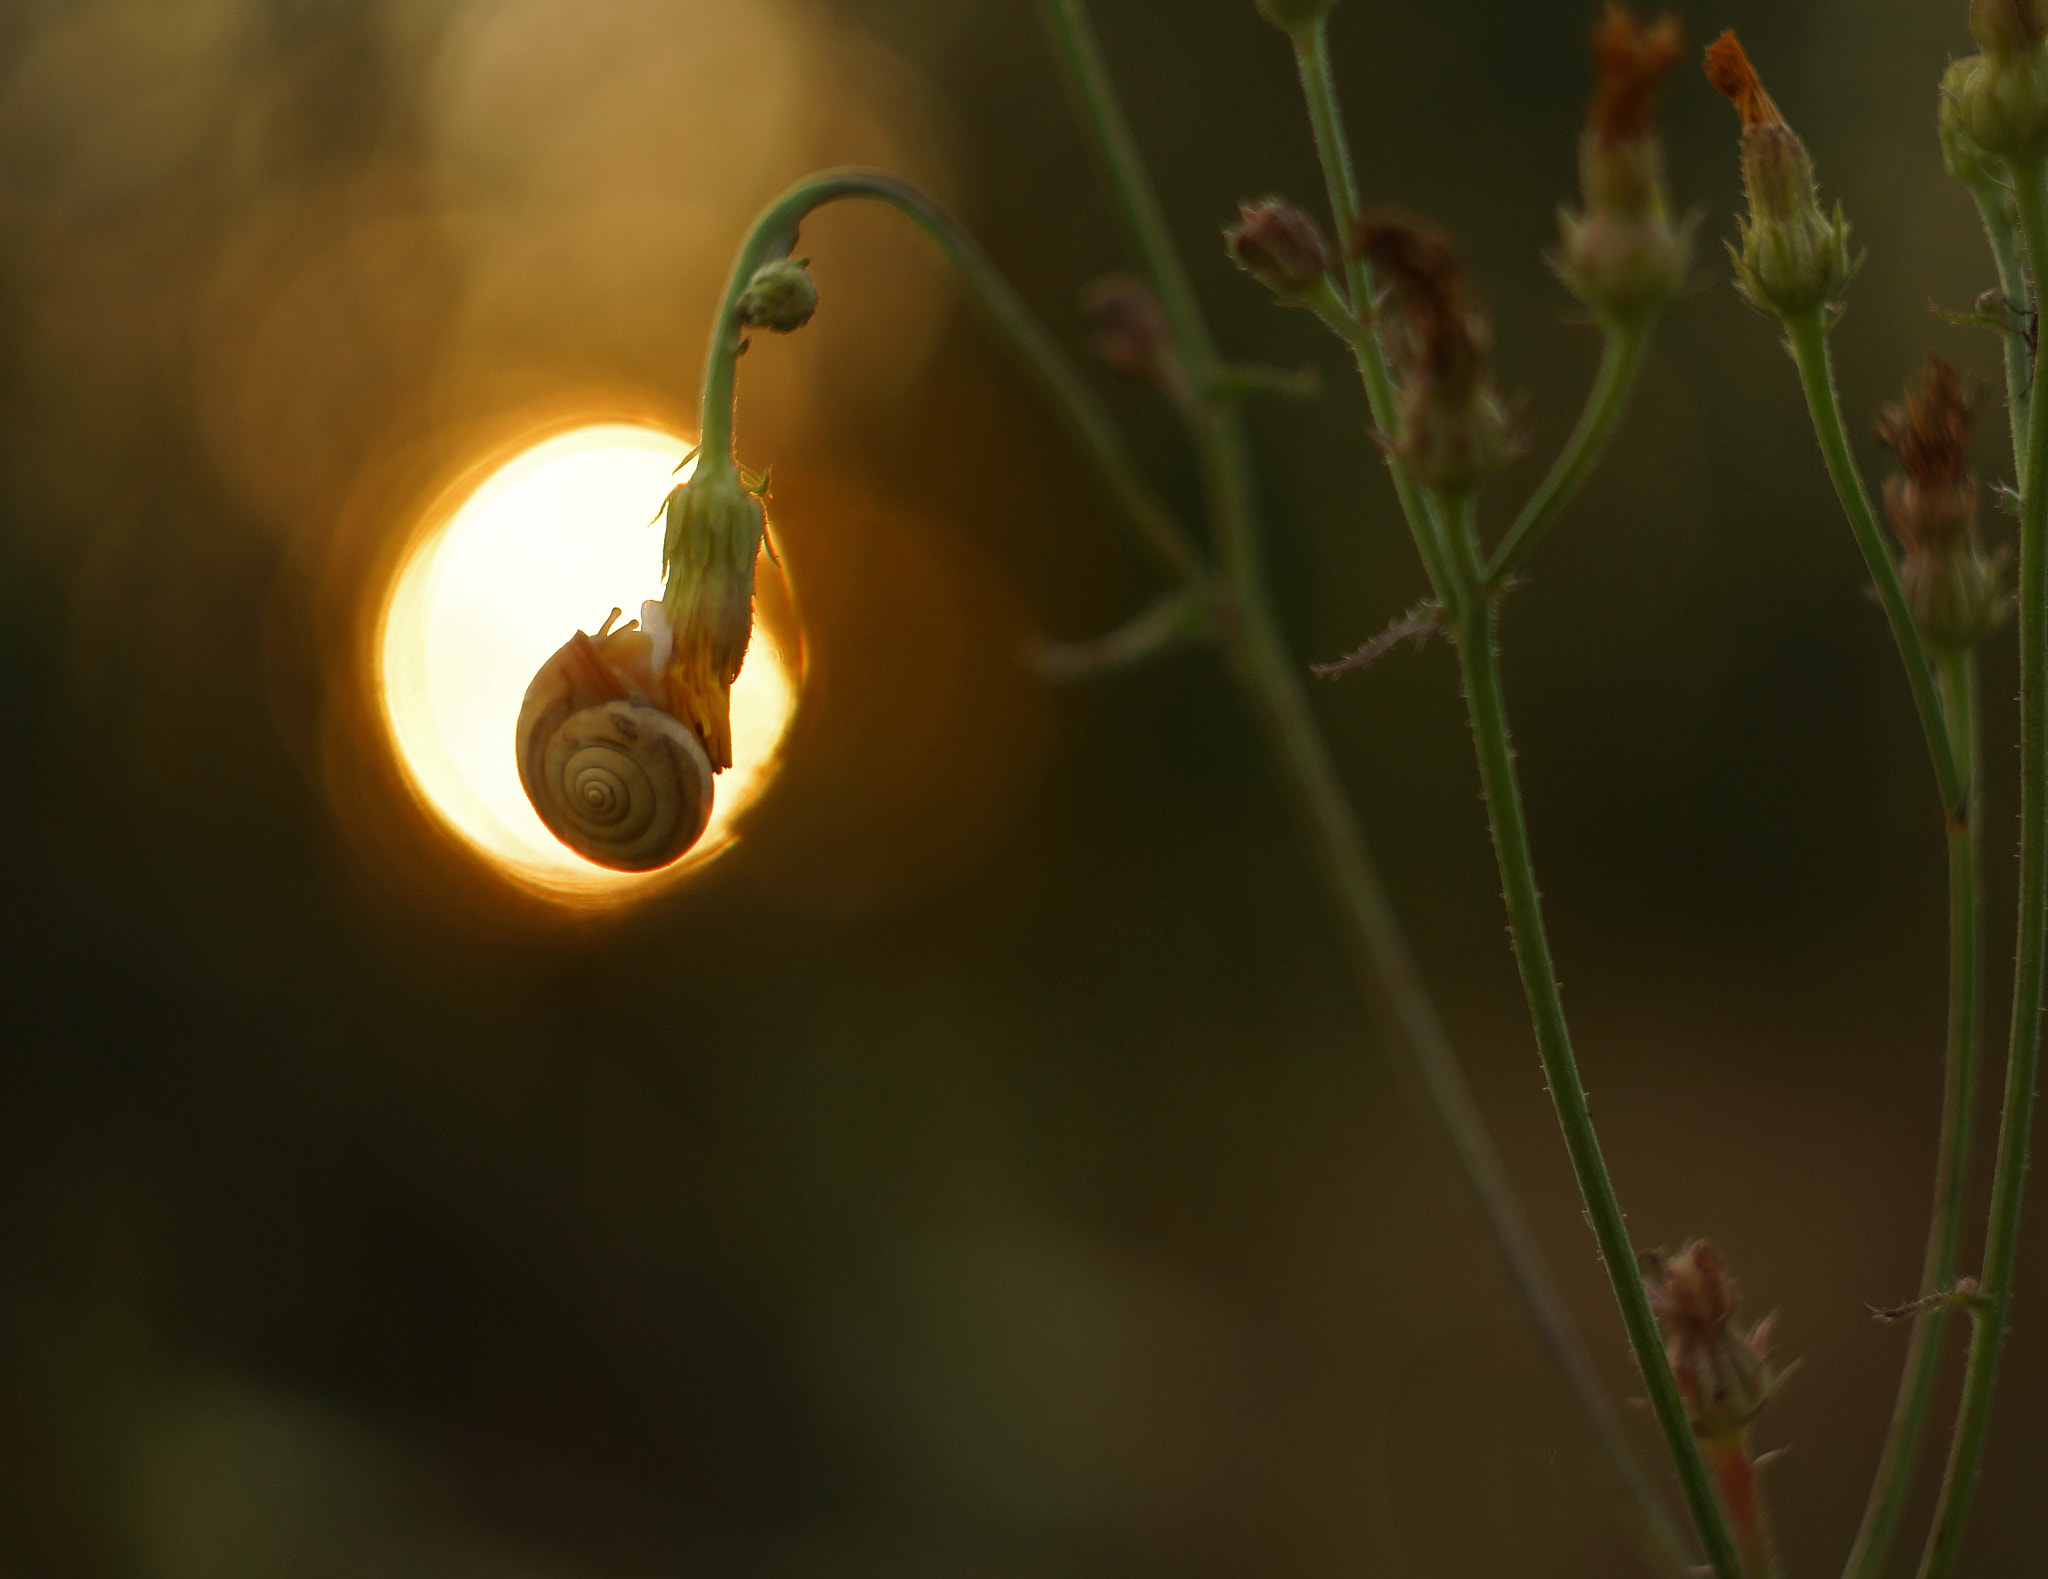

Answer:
[378,423,794,898]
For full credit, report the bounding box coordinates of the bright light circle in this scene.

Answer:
[378,423,795,897]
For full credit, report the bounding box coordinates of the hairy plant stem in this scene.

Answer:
[693,169,1202,581]
[1843,649,1980,1579]
[1484,324,1649,588]
[1431,489,1747,1579]
[1783,312,1965,815]
[1975,190,2033,489]
[1915,164,2048,1579]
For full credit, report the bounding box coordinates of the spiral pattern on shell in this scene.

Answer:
[516,632,713,871]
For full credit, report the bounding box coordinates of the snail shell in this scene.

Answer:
[516,602,713,871]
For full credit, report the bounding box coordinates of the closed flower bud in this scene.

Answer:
[1704,31,1854,319]
[1081,273,1176,384]
[1352,217,1516,494]
[737,257,818,333]
[1557,7,1690,324]
[1253,0,1337,32]
[1642,1241,1780,1442]
[1877,355,2008,649]
[1957,4,2048,163]
[1226,198,1332,302]
[1942,58,2004,200]
[659,462,768,770]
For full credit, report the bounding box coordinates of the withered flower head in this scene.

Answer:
[1560,7,1689,323]
[1352,217,1514,493]
[659,462,767,771]
[1642,1241,1779,1442]
[1876,355,2006,649]
[1703,30,1852,319]
[1226,198,1332,302]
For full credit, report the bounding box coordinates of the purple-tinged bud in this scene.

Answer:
[1081,273,1175,383]
[1557,7,1690,324]
[1642,1241,1780,1443]
[1704,31,1853,319]
[737,257,818,333]
[1876,356,2008,649]
[1352,217,1516,494]
[1226,198,1332,302]
[659,462,768,770]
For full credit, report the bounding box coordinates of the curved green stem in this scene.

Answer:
[1843,649,1981,1579]
[1435,491,1746,1579]
[1483,325,1650,588]
[694,169,1202,580]
[1915,164,2048,1579]
[1783,311,1965,815]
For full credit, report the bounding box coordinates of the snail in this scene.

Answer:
[515,601,714,871]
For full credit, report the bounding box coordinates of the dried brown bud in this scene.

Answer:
[1704,31,1852,318]
[1877,356,2006,648]
[1352,217,1514,493]
[1560,7,1689,323]
[1642,1241,1779,1442]
[1226,198,1331,301]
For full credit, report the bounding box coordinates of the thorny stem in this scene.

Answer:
[1433,491,1746,1579]
[695,169,1202,581]
[1290,24,1686,1573]
[1975,190,2033,491]
[1916,163,2048,1579]
[1843,650,1981,1579]
[1783,311,1965,815]
[1484,324,1651,588]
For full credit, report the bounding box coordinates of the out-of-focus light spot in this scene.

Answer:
[378,423,794,898]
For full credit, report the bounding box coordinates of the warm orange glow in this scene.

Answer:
[378,424,795,898]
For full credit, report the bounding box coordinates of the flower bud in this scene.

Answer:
[1557,7,1690,324]
[1226,198,1332,303]
[1956,4,2048,164]
[1081,273,1175,382]
[1642,1241,1780,1443]
[659,462,768,770]
[1704,31,1853,319]
[1253,0,1337,32]
[737,257,818,333]
[1942,58,2004,200]
[1876,355,2008,649]
[1352,217,1516,494]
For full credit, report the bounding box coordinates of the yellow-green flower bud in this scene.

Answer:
[1956,8,2048,167]
[1942,57,2005,199]
[1704,30,1853,319]
[737,257,818,333]
[659,463,767,770]
[1556,8,1690,325]
[1254,0,1337,32]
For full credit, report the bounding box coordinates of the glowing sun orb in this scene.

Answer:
[378,423,795,898]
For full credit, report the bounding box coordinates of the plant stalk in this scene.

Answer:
[1915,164,2048,1579]
[1783,311,1965,816]
[1843,649,1981,1579]
[1974,189,2033,490]
[1436,491,1747,1579]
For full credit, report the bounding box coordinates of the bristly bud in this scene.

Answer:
[1352,217,1515,494]
[1253,0,1337,33]
[736,257,818,333]
[1704,31,1854,319]
[1642,1241,1780,1443]
[659,462,768,770]
[1226,199,1332,303]
[1941,57,2005,201]
[1876,355,2008,649]
[1954,4,2048,165]
[1557,7,1690,324]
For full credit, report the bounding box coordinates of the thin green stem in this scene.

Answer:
[1483,325,1650,588]
[1915,165,2048,1579]
[1976,189,2032,490]
[1436,491,1746,1579]
[695,169,1202,579]
[1843,650,1981,1579]
[1783,311,1965,815]
[1289,18,1370,318]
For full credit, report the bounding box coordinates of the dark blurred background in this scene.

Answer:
[1,0,2040,1573]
